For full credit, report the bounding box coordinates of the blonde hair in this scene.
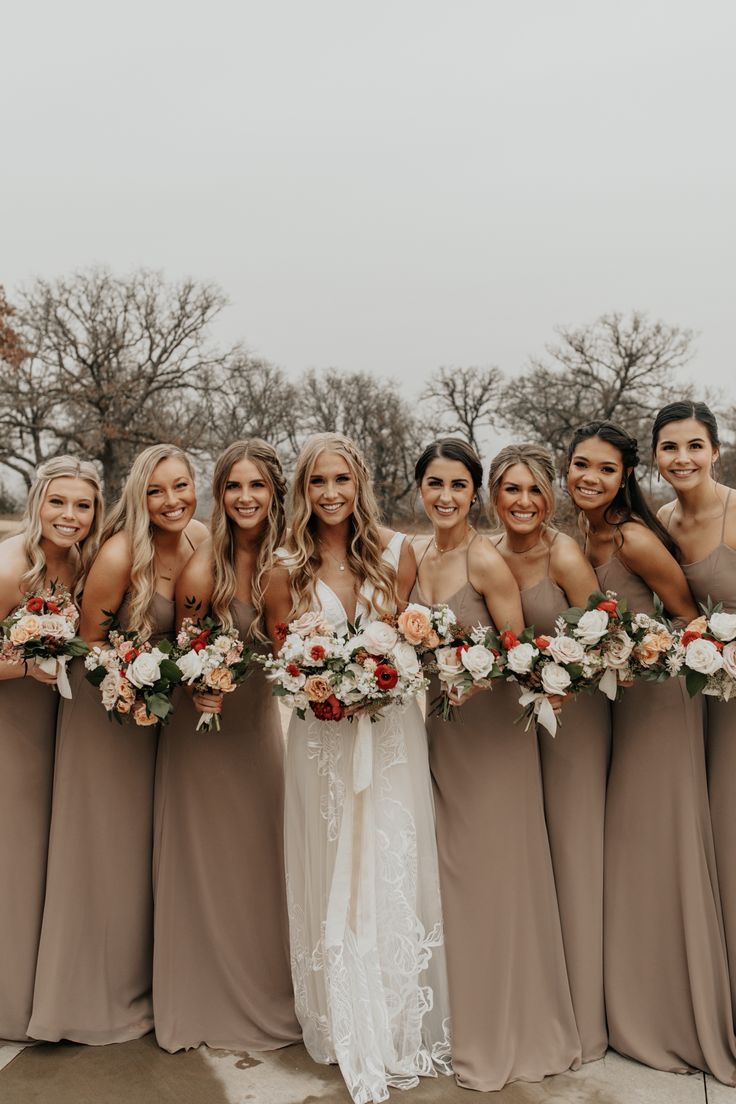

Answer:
[487,443,557,530]
[100,444,195,640]
[287,433,396,618]
[210,439,287,641]
[22,455,104,603]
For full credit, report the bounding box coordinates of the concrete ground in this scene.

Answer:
[1,1039,733,1104]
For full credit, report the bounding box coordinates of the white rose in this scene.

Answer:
[100,669,122,710]
[574,609,610,645]
[281,633,305,663]
[722,641,736,681]
[604,630,635,669]
[289,611,331,637]
[391,641,420,678]
[38,614,67,639]
[709,612,736,643]
[435,646,464,687]
[461,644,495,681]
[685,637,724,676]
[506,642,538,675]
[546,635,586,666]
[214,635,234,653]
[127,648,165,688]
[176,649,205,684]
[354,621,399,656]
[541,662,572,696]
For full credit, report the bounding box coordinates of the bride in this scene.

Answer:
[264,433,451,1104]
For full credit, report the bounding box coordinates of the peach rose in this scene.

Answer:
[634,631,671,667]
[9,623,34,645]
[304,675,332,702]
[207,667,235,692]
[425,630,440,649]
[685,615,708,635]
[397,605,432,646]
[116,698,133,714]
[132,700,158,726]
[119,680,136,705]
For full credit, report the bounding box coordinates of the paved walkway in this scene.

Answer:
[1,1039,733,1103]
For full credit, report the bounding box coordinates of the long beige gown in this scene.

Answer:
[520,573,611,1063]
[412,563,582,1091]
[679,493,736,1021]
[28,593,172,1044]
[152,598,300,1052]
[596,556,736,1083]
[0,678,58,1042]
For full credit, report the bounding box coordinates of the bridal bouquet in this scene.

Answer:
[0,584,88,697]
[675,606,736,701]
[85,629,182,725]
[430,623,507,721]
[173,617,252,730]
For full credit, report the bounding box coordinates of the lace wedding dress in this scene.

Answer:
[284,532,452,1104]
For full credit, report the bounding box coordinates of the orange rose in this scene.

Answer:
[304,675,332,702]
[685,615,708,635]
[206,667,235,692]
[397,607,432,646]
[116,698,133,714]
[118,681,136,706]
[634,631,670,667]
[425,630,440,649]
[132,700,158,726]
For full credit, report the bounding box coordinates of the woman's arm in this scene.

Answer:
[550,533,600,608]
[395,535,418,607]
[174,542,215,629]
[262,565,294,654]
[618,523,698,622]
[79,534,132,645]
[470,537,525,636]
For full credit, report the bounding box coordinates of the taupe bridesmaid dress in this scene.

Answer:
[596,555,736,1084]
[679,490,736,1021]
[152,598,300,1053]
[28,592,173,1044]
[412,544,581,1091]
[0,678,57,1042]
[520,558,611,1063]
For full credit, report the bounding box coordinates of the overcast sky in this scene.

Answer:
[3,0,734,402]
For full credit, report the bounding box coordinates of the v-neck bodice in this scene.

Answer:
[312,531,405,632]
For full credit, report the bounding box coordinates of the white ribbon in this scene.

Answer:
[518,688,558,737]
[598,667,619,701]
[196,710,220,731]
[35,655,72,699]
[352,711,374,793]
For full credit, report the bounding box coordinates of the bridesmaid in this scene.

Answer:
[29,445,207,1044]
[653,401,736,1020]
[567,419,736,1084]
[412,437,582,1091]
[488,442,611,1063]
[153,439,300,1053]
[0,457,102,1042]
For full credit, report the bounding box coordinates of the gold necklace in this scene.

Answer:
[433,527,474,555]
[319,542,348,573]
[504,534,544,556]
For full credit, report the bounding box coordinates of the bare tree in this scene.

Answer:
[205,353,300,459]
[0,269,232,496]
[300,369,424,519]
[501,311,695,459]
[422,365,504,454]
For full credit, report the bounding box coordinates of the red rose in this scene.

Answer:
[455,643,470,658]
[491,648,501,658]
[596,599,618,616]
[26,596,44,613]
[501,630,519,651]
[286,663,301,677]
[375,664,399,690]
[191,629,211,653]
[124,649,137,663]
[712,638,724,651]
[534,636,551,649]
[310,694,345,721]
[275,622,288,643]
[309,644,326,662]
[681,630,702,647]
[46,601,60,614]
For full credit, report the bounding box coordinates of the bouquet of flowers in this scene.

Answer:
[430,623,507,721]
[173,617,253,730]
[85,629,183,725]
[0,584,88,697]
[675,605,736,701]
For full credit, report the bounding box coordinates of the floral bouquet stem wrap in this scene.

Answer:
[1,584,88,698]
[173,617,252,731]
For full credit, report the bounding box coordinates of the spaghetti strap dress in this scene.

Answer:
[412,543,581,1091]
[520,558,611,1063]
[680,489,736,1021]
[596,555,736,1083]
[28,592,173,1044]
[152,597,300,1052]
[0,669,58,1041]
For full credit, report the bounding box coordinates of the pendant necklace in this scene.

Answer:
[434,527,475,555]
[320,542,348,572]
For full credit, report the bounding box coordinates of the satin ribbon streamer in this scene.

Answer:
[35,655,72,699]
[518,689,558,737]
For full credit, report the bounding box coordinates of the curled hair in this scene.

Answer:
[22,455,104,603]
[566,420,680,558]
[487,443,556,529]
[651,400,720,453]
[210,439,287,641]
[101,444,195,640]
[287,433,396,618]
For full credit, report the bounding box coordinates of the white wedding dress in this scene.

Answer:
[284,533,452,1104]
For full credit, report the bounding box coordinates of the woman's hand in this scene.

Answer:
[193,690,223,715]
[27,661,60,685]
[447,683,488,708]
[344,700,385,720]
[546,692,569,716]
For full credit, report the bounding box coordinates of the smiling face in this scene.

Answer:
[654,417,718,492]
[567,436,626,514]
[307,450,357,528]
[146,457,197,533]
[419,457,475,530]
[495,463,549,537]
[39,476,96,548]
[223,457,272,533]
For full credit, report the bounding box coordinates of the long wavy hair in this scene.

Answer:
[487,443,557,531]
[22,455,103,602]
[100,444,195,640]
[566,420,680,558]
[287,433,396,618]
[210,439,287,640]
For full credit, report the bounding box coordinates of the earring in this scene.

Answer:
[656,470,661,483]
